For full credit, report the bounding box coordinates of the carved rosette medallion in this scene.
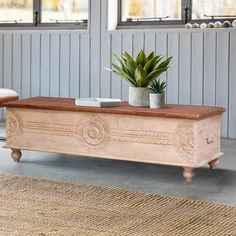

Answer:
[76,115,110,151]
[7,111,23,140]
[174,122,196,163]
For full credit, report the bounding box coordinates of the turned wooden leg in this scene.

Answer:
[183,167,195,183]
[209,158,219,170]
[11,149,22,162]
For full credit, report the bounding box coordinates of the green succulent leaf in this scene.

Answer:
[149,78,167,94]
[123,52,137,66]
[123,52,137,76]
[146,67,169,84]
[155,55,165,66]
[135,65,147,87]
[111,63,137,86]
[113,71,137,87]
[157,56,173,69]
[147,51,155,61]
[144,56,162,74]
[113,54,129,74]
[136,50,147,67]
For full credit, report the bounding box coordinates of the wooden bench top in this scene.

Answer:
[0,89,19,106]
[4,97,225,120]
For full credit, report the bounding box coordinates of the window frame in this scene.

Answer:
[0,0,88,29]
[117,0,235,29]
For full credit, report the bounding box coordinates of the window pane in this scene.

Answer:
[0,0,33,23]
[41,0,88,23]
[192,0,236,19]
[121,0,181,21]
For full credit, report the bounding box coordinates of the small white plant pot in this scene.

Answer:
[150,93,165,109]
[129,86,150,107]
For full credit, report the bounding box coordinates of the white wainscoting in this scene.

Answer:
[0,0,236,138]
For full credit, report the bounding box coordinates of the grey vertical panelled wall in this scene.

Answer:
[0,0,236,138]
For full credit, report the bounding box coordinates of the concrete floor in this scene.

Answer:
[0,123,235,207]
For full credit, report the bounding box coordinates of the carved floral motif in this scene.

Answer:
[174,122,196,163]
[76,115,110,151]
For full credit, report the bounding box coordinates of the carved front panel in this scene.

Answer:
[6,108,202,166]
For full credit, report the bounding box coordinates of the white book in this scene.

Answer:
[75,98,123,107]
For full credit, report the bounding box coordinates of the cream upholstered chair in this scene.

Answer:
[0,89,19,140]
[0,88,19,105]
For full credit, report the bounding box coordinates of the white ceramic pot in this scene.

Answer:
[150,93,165,109]
[129,87,150,107]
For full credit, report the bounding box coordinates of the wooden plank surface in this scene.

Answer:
[50,33,60,97]
[191,32,204,105]
[22,33,31,99]
[203,32,216,106]
[80,34,90,98]
[144,33,156,55]
[229,31,236,138]
[133,33,144,56]
[100,0,111,99]
[12,33,21,96]
[167,33,179,104]
[69,33,80,98]
[90,0,101,98]
[59,33,70,98]
[31,33,40,97]
[216,32,229,137]
[156,33,167,103]
[4,97,225,120]
[3,33,12,90]
[111,34,122,99]
[122,33,133,100]
[3,33,12,119]
[40,33,50,97]
[179,33,191,105]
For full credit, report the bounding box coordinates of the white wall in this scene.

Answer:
[0,0,236,138]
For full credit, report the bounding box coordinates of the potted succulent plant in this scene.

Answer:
[149,79,166,109]
[110,49,172,107]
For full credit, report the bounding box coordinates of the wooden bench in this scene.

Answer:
[0,89,19,106]
[0,88,19,140]
[4,97,225,182]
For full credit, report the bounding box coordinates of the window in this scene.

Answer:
[41,0,88,24]
[0,0,88,28]
[121,0,182,22]
[0,0,33,24]
[192,0,236,20]
[119,0,236,27]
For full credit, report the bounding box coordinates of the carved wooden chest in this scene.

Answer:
[4,97,225,182]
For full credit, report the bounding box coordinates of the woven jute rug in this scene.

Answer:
[0,174,235,236]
